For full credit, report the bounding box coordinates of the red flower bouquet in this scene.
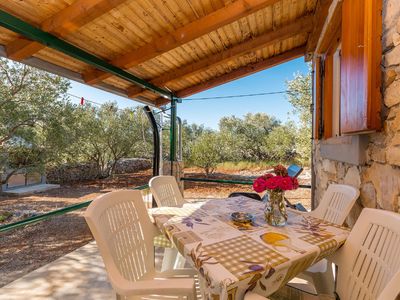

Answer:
[253,165,299,193]
[253,165,299,227]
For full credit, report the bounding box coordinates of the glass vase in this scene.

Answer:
[264,190,287,226]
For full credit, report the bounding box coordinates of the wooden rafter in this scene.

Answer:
[127,15,313,98]
[315,0,342,54]
[155,46,305,106]
[305,0,334,60]
[83,0,281,85]
[6,0,127,61]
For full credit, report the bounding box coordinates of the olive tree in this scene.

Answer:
[286,64,312,165]
[0,58,70,183]
[219,113,280,161]
[190,132,222,176]
[61,102,152,177]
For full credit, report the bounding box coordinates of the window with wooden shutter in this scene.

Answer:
[322,52,334,139]
[340,0,382,134]
[314,51,336,140]
[314,57,322,140]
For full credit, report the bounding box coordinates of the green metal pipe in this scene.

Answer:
[181,177,311,188]
[181,177,253,185]
[0,184,149,233]
[128,184,149,190]
[169,98,177,174]
[0,10,172,100]
[0,200,91,233]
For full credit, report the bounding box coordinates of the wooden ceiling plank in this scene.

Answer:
[83,0,282,85]
[127,14,312,97]
[155,45,305,106]
[6,0,127,61]
[305,0,333,59]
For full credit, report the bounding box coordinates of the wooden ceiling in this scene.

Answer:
[0,0,331,106]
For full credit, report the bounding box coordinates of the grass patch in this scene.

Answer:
[0,211,13,222]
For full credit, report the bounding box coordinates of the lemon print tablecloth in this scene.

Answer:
[149,197,350,300]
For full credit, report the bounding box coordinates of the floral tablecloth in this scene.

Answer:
[149,197,350,300]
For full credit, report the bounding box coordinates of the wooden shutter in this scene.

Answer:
[314,57,322,140]
[314,54,334,140]
[323,52,334,139]
[340,0,382,134]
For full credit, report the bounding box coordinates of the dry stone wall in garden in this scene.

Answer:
[47,158,151,183]
[113,158,152,174]
[47,163,101,183]
[313,0,400,227]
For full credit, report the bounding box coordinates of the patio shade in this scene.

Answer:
[0,0,331,106]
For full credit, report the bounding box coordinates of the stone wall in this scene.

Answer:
[113,158,152,174]
[313,0,400,227]
[47,163,100,183]
[47,158,151,183]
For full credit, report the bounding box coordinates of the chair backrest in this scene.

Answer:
[84,190,157,291]
[149,175,185,207]
[309,184,359,225]
[335,208,400,300]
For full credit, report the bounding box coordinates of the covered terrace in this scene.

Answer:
[1,0,400,299]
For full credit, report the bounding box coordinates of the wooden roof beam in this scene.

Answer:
[83,0,281,85]
[6,0,127,61]
[155,46,306,106]
[315,0,342,54]
[305,0,334,60]
[127,15,313,98]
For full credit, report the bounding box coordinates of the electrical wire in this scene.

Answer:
[67,92,104,106]
[154,106,172,115]
[66,92,150,114]
[183,89,310,101]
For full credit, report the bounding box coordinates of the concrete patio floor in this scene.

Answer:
[0,242,113,300]
[0,241,331,300]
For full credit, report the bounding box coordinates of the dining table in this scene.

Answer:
[149,196,350,300]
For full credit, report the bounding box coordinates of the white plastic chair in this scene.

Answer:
[289,184,359,295]
[307,184,360,225]
[149,175,186,208]
[149,176,187,270]
[246,208,400,300]
[84,190,196,300]
[333,208,400,300]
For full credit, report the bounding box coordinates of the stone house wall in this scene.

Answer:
[313,0,400,227]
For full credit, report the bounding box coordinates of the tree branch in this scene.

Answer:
[0,119,36,146]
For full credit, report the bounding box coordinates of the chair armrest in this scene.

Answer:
[156,269,198,277]
[115,278,195,297]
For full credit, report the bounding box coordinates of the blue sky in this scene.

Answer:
[69,57,309,129]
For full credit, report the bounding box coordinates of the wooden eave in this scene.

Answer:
[0,0,321,107]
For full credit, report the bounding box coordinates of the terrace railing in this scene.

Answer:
[181,177,312,189]
[0,178,311,233]
[0,184,151,233]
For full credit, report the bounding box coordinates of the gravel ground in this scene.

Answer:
[0,167,311,287]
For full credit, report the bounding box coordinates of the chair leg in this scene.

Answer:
[187,284,197,300]
[161,248,179,271]
[162,248,187,271]
[174,252,187,269]
[310,262,335,296]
